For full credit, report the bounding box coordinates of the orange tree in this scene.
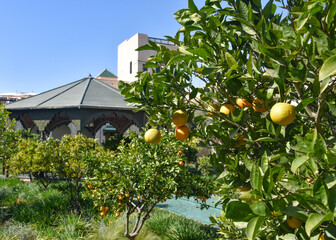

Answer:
[119,0,336,239]
[83,131,213,240]
[9,136,59,190]
[0,104,16,171]
[55,134,99,214]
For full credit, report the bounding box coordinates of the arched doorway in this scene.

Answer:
[94,122,118,145]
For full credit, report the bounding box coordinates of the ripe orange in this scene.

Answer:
[319,233,325,240]
[220,104,234,115]
[137,196,141,201]
[172,110,188,126]
[115,212,120,217]
[178,161,184,166]
[270,103,296,126]
[236,98,251,108]
[175,125,190,141]
[252,98,268,113]
[100,206,105,211]
[144,129,161,144]
[286,216,303,229]
[118,194,124,200]
[178,150,183,155]
[208,104,220,117]
[104,206,109,212]
[125,193,130,198]
[100,211,106,217]
[88,184,93,189]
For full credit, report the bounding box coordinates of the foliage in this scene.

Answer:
[0,178,213,240]
[9,137,58,189]
[83,131,213,240]
[0,104,16,167]
[119,0,336,238]
[56,134,99,213]
[101,133,125,151]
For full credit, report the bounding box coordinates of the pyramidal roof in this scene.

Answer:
[97,69,117,78]
[5,75,134,110]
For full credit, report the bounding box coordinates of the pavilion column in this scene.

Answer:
[34,120,49,140]
[72,119,81,135]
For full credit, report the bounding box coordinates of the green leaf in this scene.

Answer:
[295,98,315,113]
[250,201,267,216]
[283,206,308,221]
[263,0,274,20]
[246,216,265,240]
[188,0,199,13]
[225,52,238,69]
[328,188,336,217]
[225,201,254,222]
[313,177,329,206]
[327,102,336,116]
[255,137,276,142]
[291,155,309,173]
[325,224,336,240]
[319,54,336,81]
[305,212,333,236]
[297,12,308,30]
[263,168,273,194]
[325,172,336,189]
[250,165,262,191]
[261,151,269,173]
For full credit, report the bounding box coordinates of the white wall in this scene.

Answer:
[118,33,178,83]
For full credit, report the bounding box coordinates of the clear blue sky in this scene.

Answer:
[0,0,206,93]
[0,0,274,94]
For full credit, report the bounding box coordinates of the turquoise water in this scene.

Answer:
[157,196,222,225]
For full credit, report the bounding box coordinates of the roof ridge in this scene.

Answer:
[36,78,87,107]
[93,78,121,94]
[79,76,93,106]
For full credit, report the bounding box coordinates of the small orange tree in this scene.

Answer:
[0,104,16,173]
[83,131,213,240]
[9,137,59,190]
[119,0,336,239]
[56,134,98,213]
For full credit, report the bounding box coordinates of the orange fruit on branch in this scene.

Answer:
[172,110,188,126]
[115,212,120,217]
[220,104,234,115]
[236,98,251,108]
[286,216,303,229]
[178,161,184,166]
[270,102,295,126]
[252,98,268,113]
[175,125,190,141]
[144,129,161,144]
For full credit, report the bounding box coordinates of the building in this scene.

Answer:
[96,69,119,89]
[5,75,145,143]
[118,33,178,82]
[0,92,36,105]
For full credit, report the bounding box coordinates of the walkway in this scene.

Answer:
[156,196,222,225]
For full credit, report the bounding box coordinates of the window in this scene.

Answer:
[130,61,132,74]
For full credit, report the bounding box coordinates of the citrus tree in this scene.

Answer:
[56,134,99,213]
[0,104,16,171]
[9,136,59,190]
[83,131,213,240]
[119,0,336,239]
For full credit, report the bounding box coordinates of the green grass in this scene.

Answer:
[0,178,218,239]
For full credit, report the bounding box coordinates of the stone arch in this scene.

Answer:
[123,123,141,136]
[94,122,119,145]
[45,112,71,134]
[50,124,71,140]
[17,113,35,130]
[86,113,132,135]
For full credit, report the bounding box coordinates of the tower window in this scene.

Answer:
[130,61,132,74]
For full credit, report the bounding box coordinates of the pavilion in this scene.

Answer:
[5,75,146,143]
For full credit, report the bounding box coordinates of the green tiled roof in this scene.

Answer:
[97,69,117,78]
[5,75,134,110]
